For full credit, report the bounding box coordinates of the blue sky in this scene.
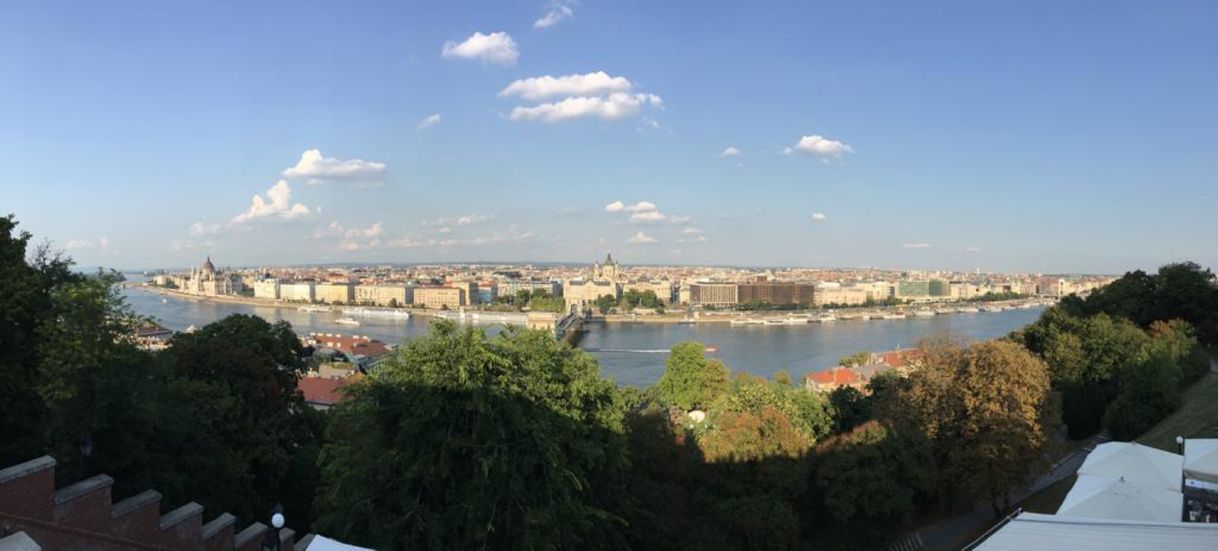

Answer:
[2,0,1215,273]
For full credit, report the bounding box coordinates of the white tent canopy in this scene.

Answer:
[299,535,375,551]
[1183,439,1218,484]
[1057,474,1183,522]
[976,512,1218,550]
[1077,442,1183,492]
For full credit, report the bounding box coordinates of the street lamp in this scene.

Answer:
[262,503,284,550]
[1176,435,1185,454]
[79,436,93,478]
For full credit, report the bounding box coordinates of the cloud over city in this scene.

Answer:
[281,149,387,185]
[416,113,442,129]
[628,231,657,244]
[441,31,519,66]
[783,135,853,159]
[605,200,691,226]
[502,72,661,123]
[534,1,575,28]
[902,242,933,249]
[500,72,632,101]
[232,180,312,224]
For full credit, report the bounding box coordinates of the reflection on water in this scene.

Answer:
[123,282,1044,388]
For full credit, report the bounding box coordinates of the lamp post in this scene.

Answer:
[1176,435,1185,454]
[262,503,284,550]
[79,435,93,479]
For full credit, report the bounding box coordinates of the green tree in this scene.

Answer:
[314,321,630,549]
[595,294,616,314]
[0,215,60,464]
[958,341,1053,514]
[901,340,1052,514]
[711,375,833,442]
[166,314,321,524]
[809,421,934,548]
[838,351,870,367]
[827,386,870,434]
[656,342,729,411]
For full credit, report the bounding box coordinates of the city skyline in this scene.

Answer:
[3,1,1217,273]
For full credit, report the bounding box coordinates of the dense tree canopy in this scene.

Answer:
[314,321,630,550]
[655,341,730,411]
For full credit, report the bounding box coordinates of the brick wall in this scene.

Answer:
[0,456,300,550]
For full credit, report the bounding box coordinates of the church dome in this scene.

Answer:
[201,256,216,276]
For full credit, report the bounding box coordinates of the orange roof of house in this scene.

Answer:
[878,348,925,368]
[805,367,861,385]
[298,377,348,405]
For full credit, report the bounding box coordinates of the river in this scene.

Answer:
[121,282,1045,387]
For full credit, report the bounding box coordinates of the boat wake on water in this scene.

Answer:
[584,348,671,353]
[585,346,719,354]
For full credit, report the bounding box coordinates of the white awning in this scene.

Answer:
[303,535,375,551]
[975,512,1218,550]
[1078,442,1183,492]
[1057,475,1183,522]
[1183,439,1218,484]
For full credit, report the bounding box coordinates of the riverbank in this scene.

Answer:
[601,298,1054,325]
[132,284,439,318]
[133,284,1051,329]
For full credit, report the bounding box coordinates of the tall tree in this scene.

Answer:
[656,341,729,411]
[166,314,319,524]
[314,321,630,550]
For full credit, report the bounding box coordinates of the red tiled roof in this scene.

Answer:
[315,335,391,358]
[298,377,347,406]
[879,348,925,368]
[805,367,861,385]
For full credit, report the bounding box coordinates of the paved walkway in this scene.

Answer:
[890,432,1110,551]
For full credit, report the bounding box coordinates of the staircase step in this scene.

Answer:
[234,522,267,551]
[0,456,57,520]
[110,489,162,541]
[158,501,203,547]
[52,474,114,530]
[201,512,236,550]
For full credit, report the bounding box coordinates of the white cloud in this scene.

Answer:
[625,201,656,213]
[783,135,853,158]
[441,31,519,66]
[720,146,741,157]
[639,116,661,130]
[667,215,692,225]
[604,200,625,212]
[500,71,631,101]
[281,149,387,184]
[64,239,94,250]
[344,222,384,240]
[416,113,442,129]
[902,242,933,249]
[627,231,657,244]
[421,214,494,227]
[386,226,534,249]
[680,227,701,235]
[170,238,214,252]
[966,246,982,253]
[676,235,707,243]
[338,222,385,251]
[508,92,662,123]
[190,222,222,236]
[534,1,574,28]
[630,211,667,223]
[232,180,312,224]
[811,212,827,221]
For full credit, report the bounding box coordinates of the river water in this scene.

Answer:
[122,282,1044,387]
